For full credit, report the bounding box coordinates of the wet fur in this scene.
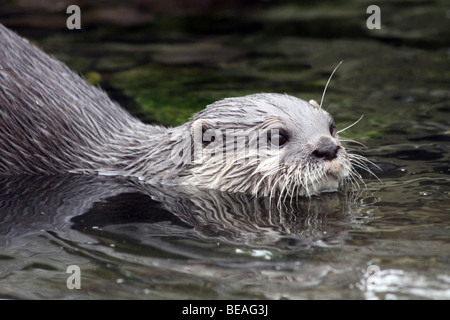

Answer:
[0,24,358,198]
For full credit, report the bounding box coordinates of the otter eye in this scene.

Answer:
[267,129,288,147]
[329,122,336,136]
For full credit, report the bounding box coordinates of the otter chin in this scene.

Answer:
[0,24,357,199]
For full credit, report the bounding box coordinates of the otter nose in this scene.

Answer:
[312,139,340,161]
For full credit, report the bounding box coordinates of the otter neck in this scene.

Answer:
[94,123,188,182]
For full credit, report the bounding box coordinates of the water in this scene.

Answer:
[0,0,449,300]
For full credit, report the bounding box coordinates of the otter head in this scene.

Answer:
[181,93,352,199]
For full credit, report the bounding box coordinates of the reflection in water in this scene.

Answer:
[0,175,136,246]
[0,174,372,298]
[0,174,381,299]
[0,175,374,256]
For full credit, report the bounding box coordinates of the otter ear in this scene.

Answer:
[309,99,320,108]
[190,118,215,138]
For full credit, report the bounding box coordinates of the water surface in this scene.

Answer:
[0,0,449,299]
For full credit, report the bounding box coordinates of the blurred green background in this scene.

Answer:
[1,0,448,129]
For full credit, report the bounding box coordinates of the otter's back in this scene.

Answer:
[0,24,146,175]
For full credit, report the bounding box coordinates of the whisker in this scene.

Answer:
[349,153,382,171]
[337,115,364,134]
[278,177,289,208]
[304,163,312,197]
[340,138,368,149]
[290,182,296,206]
[254,165,283,197]
[320,60,343,109]
[348,156,382,183]
[349,175,360,190]
[270,173,284,200]
[282,177,292,205]
[348,167,365,189]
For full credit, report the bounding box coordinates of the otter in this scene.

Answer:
[0,24,361,199]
